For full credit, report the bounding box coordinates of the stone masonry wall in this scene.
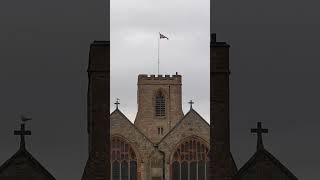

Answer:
[158,109,210,180]
[111,110,155,180]
[134,74,184,143]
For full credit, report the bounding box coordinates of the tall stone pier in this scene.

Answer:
[82,41,110,180]
[209,34,237,180]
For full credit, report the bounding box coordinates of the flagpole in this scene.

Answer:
[158,32,160,75]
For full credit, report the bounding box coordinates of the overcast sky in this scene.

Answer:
[0,0,319,180]
[110,0,210,122]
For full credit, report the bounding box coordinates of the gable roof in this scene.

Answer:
[0,148,56,179]
[158,108,210,144]
[233,148,298,180]
[110,108,154,144]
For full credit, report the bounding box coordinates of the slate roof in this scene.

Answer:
[0,147,56,180]
[158,108,210,144]
[110,108,154,144]
[233,122,298,180]
[233,147,298,180]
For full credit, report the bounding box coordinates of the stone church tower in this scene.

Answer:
[134,74,184,143]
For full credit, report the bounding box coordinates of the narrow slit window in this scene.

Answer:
[158,127,164,135]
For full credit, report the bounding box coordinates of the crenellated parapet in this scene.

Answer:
[138,74,181,85]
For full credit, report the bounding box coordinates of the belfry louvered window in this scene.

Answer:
[155,92,165,117]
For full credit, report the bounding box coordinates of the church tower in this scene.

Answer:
[134,74,184,143]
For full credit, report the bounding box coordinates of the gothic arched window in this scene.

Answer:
[111,136,137,180]
[155,91,165,117]
[171,137,209,180]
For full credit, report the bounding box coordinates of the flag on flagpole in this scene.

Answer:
[157,32,169,74]
[160,33,169,40]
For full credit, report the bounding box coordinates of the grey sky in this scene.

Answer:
[0,0,319,180]
[110,0,210,122]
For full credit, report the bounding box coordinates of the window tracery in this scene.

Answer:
[171,137,209,180]
[111,136,137,180]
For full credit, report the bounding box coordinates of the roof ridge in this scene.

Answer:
[0,148,56,179]
[233,148,299,180]
[158,108,209,144]
[111,109,154,145]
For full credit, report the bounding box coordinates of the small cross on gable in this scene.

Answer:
[14,123,31,149]
[251,122,268,151]
[188,100,194,109]
[114,98,120,109]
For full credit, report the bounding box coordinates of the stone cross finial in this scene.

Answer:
[14,123,31,149]
[114,98,120,109]
[188,100,194,109]
[251,122,268,151]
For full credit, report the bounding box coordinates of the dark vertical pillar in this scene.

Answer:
[82,41,110,180]
[209,34,237,180]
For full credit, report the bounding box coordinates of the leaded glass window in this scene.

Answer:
[112,161,120,180]
[181,162,188,180]
[172,161,180,180]
[198,162,205,180]
[170,137,209,180]
[121,161,128,180]
[190,162,197,180]
[111,136,137,180]
[130,161,137,180]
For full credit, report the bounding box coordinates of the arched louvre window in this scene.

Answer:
[155,91,165,116]
[111,137,137,180]
[171,137,209,180]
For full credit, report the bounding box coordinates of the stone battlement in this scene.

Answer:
[138,74,181,80]
[138,74,181,85]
